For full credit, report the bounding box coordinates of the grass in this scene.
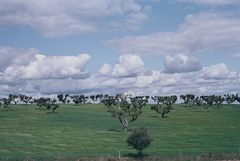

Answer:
[0,104,239,160]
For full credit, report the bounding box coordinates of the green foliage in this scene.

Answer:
[212,95,225,108]
[34,97,59,112]
[70,95,88,104]
[19,94,32,104]
[0,96,12,108]
[57,94,70,104]
[127,127,151,156]
[200,95,214,112]
[151,95,177,118]
[9,94,19,105]
[180,94,196,107]
[102,95,147,132]
[224,94,238,104]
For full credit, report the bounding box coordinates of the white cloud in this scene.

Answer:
[108,13,240,56]
[99,64,113,76]
[0,47,240,96]
[0,0,148,37]
[0,47,37,72]
[99,54,144,77]
[201,63,238,79]
[0,47,91,80]
[164,54,201,73]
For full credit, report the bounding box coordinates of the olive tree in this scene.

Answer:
[0,96,13,108]
[151,95,177,118]
[212,95,225,109]
[35,97,59,112]
[19,94,32,104]
[180,94,195,107]
[9,94,19,105]
[57,94,70,104]
[102,95,146,132]
[200,95,214,112]
[70,95,88,105]
[224,94,238,104]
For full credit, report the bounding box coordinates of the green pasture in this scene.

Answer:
[0,104,239,160]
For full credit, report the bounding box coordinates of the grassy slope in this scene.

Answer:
[0,104,239,159]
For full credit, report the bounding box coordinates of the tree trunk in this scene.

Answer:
[161,112,165,118]
[138,150,142,157]
[120,117,129,132]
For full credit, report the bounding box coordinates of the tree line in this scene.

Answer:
[0,93,239,111]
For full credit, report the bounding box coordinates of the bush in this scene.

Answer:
[126,127,152,157]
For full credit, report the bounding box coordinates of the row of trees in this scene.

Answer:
[1,93,239,106]
[180,94,240,112]
[1,93,240,114]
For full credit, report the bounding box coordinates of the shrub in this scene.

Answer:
[126,127,152,157]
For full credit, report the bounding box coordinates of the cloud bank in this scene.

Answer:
[0,0,149,37]
[0,47,239,97]
[108,13,240,56]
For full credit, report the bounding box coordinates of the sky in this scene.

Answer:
[0,0,240,97]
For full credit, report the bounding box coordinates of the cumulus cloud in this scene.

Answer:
[0,47,91,81]
[99,54,144,77]
[201,63,238,79]
[164,54,201,73]
[0,0,148,37]
[0,47,240,96]
[108,12,240,56]
[0,47,37,72]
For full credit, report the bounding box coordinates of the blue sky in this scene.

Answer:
[0,0,240,96]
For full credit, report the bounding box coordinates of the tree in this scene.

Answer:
[90,95,98,103]
[70,95,88,105]
[96,94,104,103]
[127,127,151,157]
[0,97,12,108]
[236,95,240,103]
[57,94,70,104]
[19,94,32,104]
[193,96,203,108]
[9,94,19,105]
[151,95,177,118]
[102,95,144,132]
[212,95,225,109]
[224,94,238,104]
[200,95,214,112]
[45,99,59,112]
[34,97,59,112]
[180,94,195,107]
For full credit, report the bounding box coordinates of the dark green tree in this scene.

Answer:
[90,95,98,103]
[213,95,225,109]
[151,95,177,118]
[34,97,59,112]
[70,95,88,105]
[57,94,70,104]
[9,94,19,105]
[127,127,151,157]
[0,97,12,108]
[103,95,144,132]
[19,94,32,104]
[224,94,238,104]
[180,94,195,107]
[200,95,214,112]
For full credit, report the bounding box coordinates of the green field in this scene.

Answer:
[0,104,240,160]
